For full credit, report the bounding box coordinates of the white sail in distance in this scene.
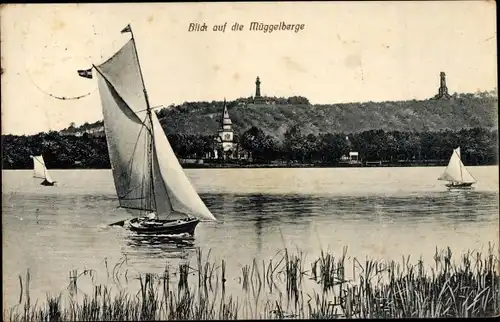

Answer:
[438,147,476,183]
[33,155,46,179]
[94,37,216,221]
[32,155,54,183]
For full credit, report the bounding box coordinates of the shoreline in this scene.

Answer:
[181,161,448,169]
[3,127,497,171]
[3,162,498,170]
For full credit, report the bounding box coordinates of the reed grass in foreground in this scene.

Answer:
[5,245,500,320]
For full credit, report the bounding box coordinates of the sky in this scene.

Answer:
[1,2,497,135]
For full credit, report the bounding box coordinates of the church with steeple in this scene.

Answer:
[209,99,250,161]
[218,99,235,157]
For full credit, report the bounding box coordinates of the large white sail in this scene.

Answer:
[32,155,54,183]
[438,147,476,183]
[95,40,154,214]
[94,35,216,221]
[97,39,149,121]
[151,111,217,221]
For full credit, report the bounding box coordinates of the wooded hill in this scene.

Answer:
[155,92,497,140]
[60,91,498,141]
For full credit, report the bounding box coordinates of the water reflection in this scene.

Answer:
[113,191,499,266]
[203,193,318,252]
[202,191,498,226]
[203,193,316,221]
[255,214,264,252]
[124,232,196,260]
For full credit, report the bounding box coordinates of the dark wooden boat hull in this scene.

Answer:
[41,179,55,186]
[128,217,200,235]
[446,182,474,189]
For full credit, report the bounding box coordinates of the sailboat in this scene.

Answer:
[31,155,56,186]
[78,24,217,235]
[438,147,476,189]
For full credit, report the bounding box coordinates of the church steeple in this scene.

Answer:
[219,98,233,144]
[221,98,232,128]
[213,98,239,161]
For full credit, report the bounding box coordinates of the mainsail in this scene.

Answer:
[96,69,154,213]
[32,155,54,183]
[438,147,476,184]
[94,32,216,221]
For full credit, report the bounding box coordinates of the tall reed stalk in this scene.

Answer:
[5,245,499,321]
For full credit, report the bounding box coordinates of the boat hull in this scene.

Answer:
[41,179,55,186]
[446,182,474,189]
[127,217,200,235]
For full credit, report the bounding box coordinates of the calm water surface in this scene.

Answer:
[2,166,499,309]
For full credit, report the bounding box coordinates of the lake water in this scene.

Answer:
[2,166,499,312]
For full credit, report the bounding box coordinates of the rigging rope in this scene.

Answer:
[24,58,97,101]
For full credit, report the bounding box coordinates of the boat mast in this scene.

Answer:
[128,25,157,213]
[128,25,184,219]
[129,26,151,113]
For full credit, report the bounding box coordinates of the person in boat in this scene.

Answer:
[138,212,158,223]
[137,211,194,224]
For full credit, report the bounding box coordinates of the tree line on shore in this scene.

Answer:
[1,127,497,169]
[239,126,498,165]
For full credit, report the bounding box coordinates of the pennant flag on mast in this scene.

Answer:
[121,24,132,34]
[77,68,93,79]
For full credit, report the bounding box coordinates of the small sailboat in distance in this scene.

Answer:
[438,147,476,189]
[77,24,217,235]
[31,155,56,186]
